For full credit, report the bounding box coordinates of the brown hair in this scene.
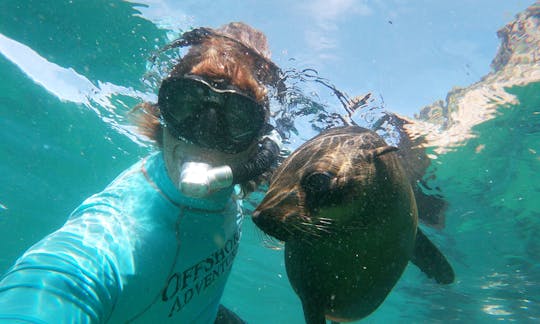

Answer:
[130,22,273,146]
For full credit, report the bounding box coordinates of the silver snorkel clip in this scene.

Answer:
[176,129,283,198]
[178,162,234,198]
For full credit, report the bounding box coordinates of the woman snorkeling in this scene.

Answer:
[0,22,282,323]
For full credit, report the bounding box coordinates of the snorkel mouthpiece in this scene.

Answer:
[177,129,282,198]
[179,162,233,198]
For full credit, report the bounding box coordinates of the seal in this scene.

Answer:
[252,126,454,324]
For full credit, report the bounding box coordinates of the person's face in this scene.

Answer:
[159,75,265,186]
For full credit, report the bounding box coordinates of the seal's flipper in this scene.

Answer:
[412,183,448,228]
[411,229,455,284]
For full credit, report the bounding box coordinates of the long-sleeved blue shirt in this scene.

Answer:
[0,152,243,323]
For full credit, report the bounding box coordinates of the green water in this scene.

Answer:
[1,1,539,323]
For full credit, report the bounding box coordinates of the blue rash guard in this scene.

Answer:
[0,152,243,323]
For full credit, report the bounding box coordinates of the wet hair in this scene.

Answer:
[129,101,162,145]
[130,22,274,146]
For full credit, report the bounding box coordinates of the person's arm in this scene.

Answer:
[0,205,129,323]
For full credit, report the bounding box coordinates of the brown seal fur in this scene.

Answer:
[252,126,454,324]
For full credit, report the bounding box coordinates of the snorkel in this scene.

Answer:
[177,130,281,198]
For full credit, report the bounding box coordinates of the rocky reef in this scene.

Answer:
[402,3,540,154]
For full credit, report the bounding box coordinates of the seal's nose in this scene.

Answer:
[252,210,260,218]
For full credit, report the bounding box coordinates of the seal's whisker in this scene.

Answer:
[263,237,284,250]
[254,225,285,250]
[284,224,294,235]
[314,216,335,224]
[291,224,318,244]
[291,222,306,234]
[315,225,331,234]
[306,227,323,238]
[312,217,336,232]
[306,227,325,238]
[306,232,322,240]
[317,217,334,222]
[298,222,323,239]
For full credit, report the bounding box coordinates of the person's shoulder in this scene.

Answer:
[113,152,161,182]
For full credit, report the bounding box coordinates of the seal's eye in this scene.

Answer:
[301,172,333,194]
[301,172,335,212]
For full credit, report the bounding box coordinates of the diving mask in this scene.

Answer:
[159,75,266,154]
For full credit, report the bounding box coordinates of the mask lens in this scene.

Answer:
[159,76,265,153]
[224,96,264,144]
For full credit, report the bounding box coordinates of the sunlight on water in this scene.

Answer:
[482,303,512,317]
[0,33,156,147]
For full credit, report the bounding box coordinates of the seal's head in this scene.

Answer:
[253,126,404,242]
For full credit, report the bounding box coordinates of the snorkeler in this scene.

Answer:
[0,22,282,323]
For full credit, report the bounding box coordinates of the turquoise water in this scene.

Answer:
[1,1,539,323]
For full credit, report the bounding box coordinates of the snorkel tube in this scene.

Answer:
[178,129,281,198]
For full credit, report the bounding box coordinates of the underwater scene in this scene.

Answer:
[1,1,539,323]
